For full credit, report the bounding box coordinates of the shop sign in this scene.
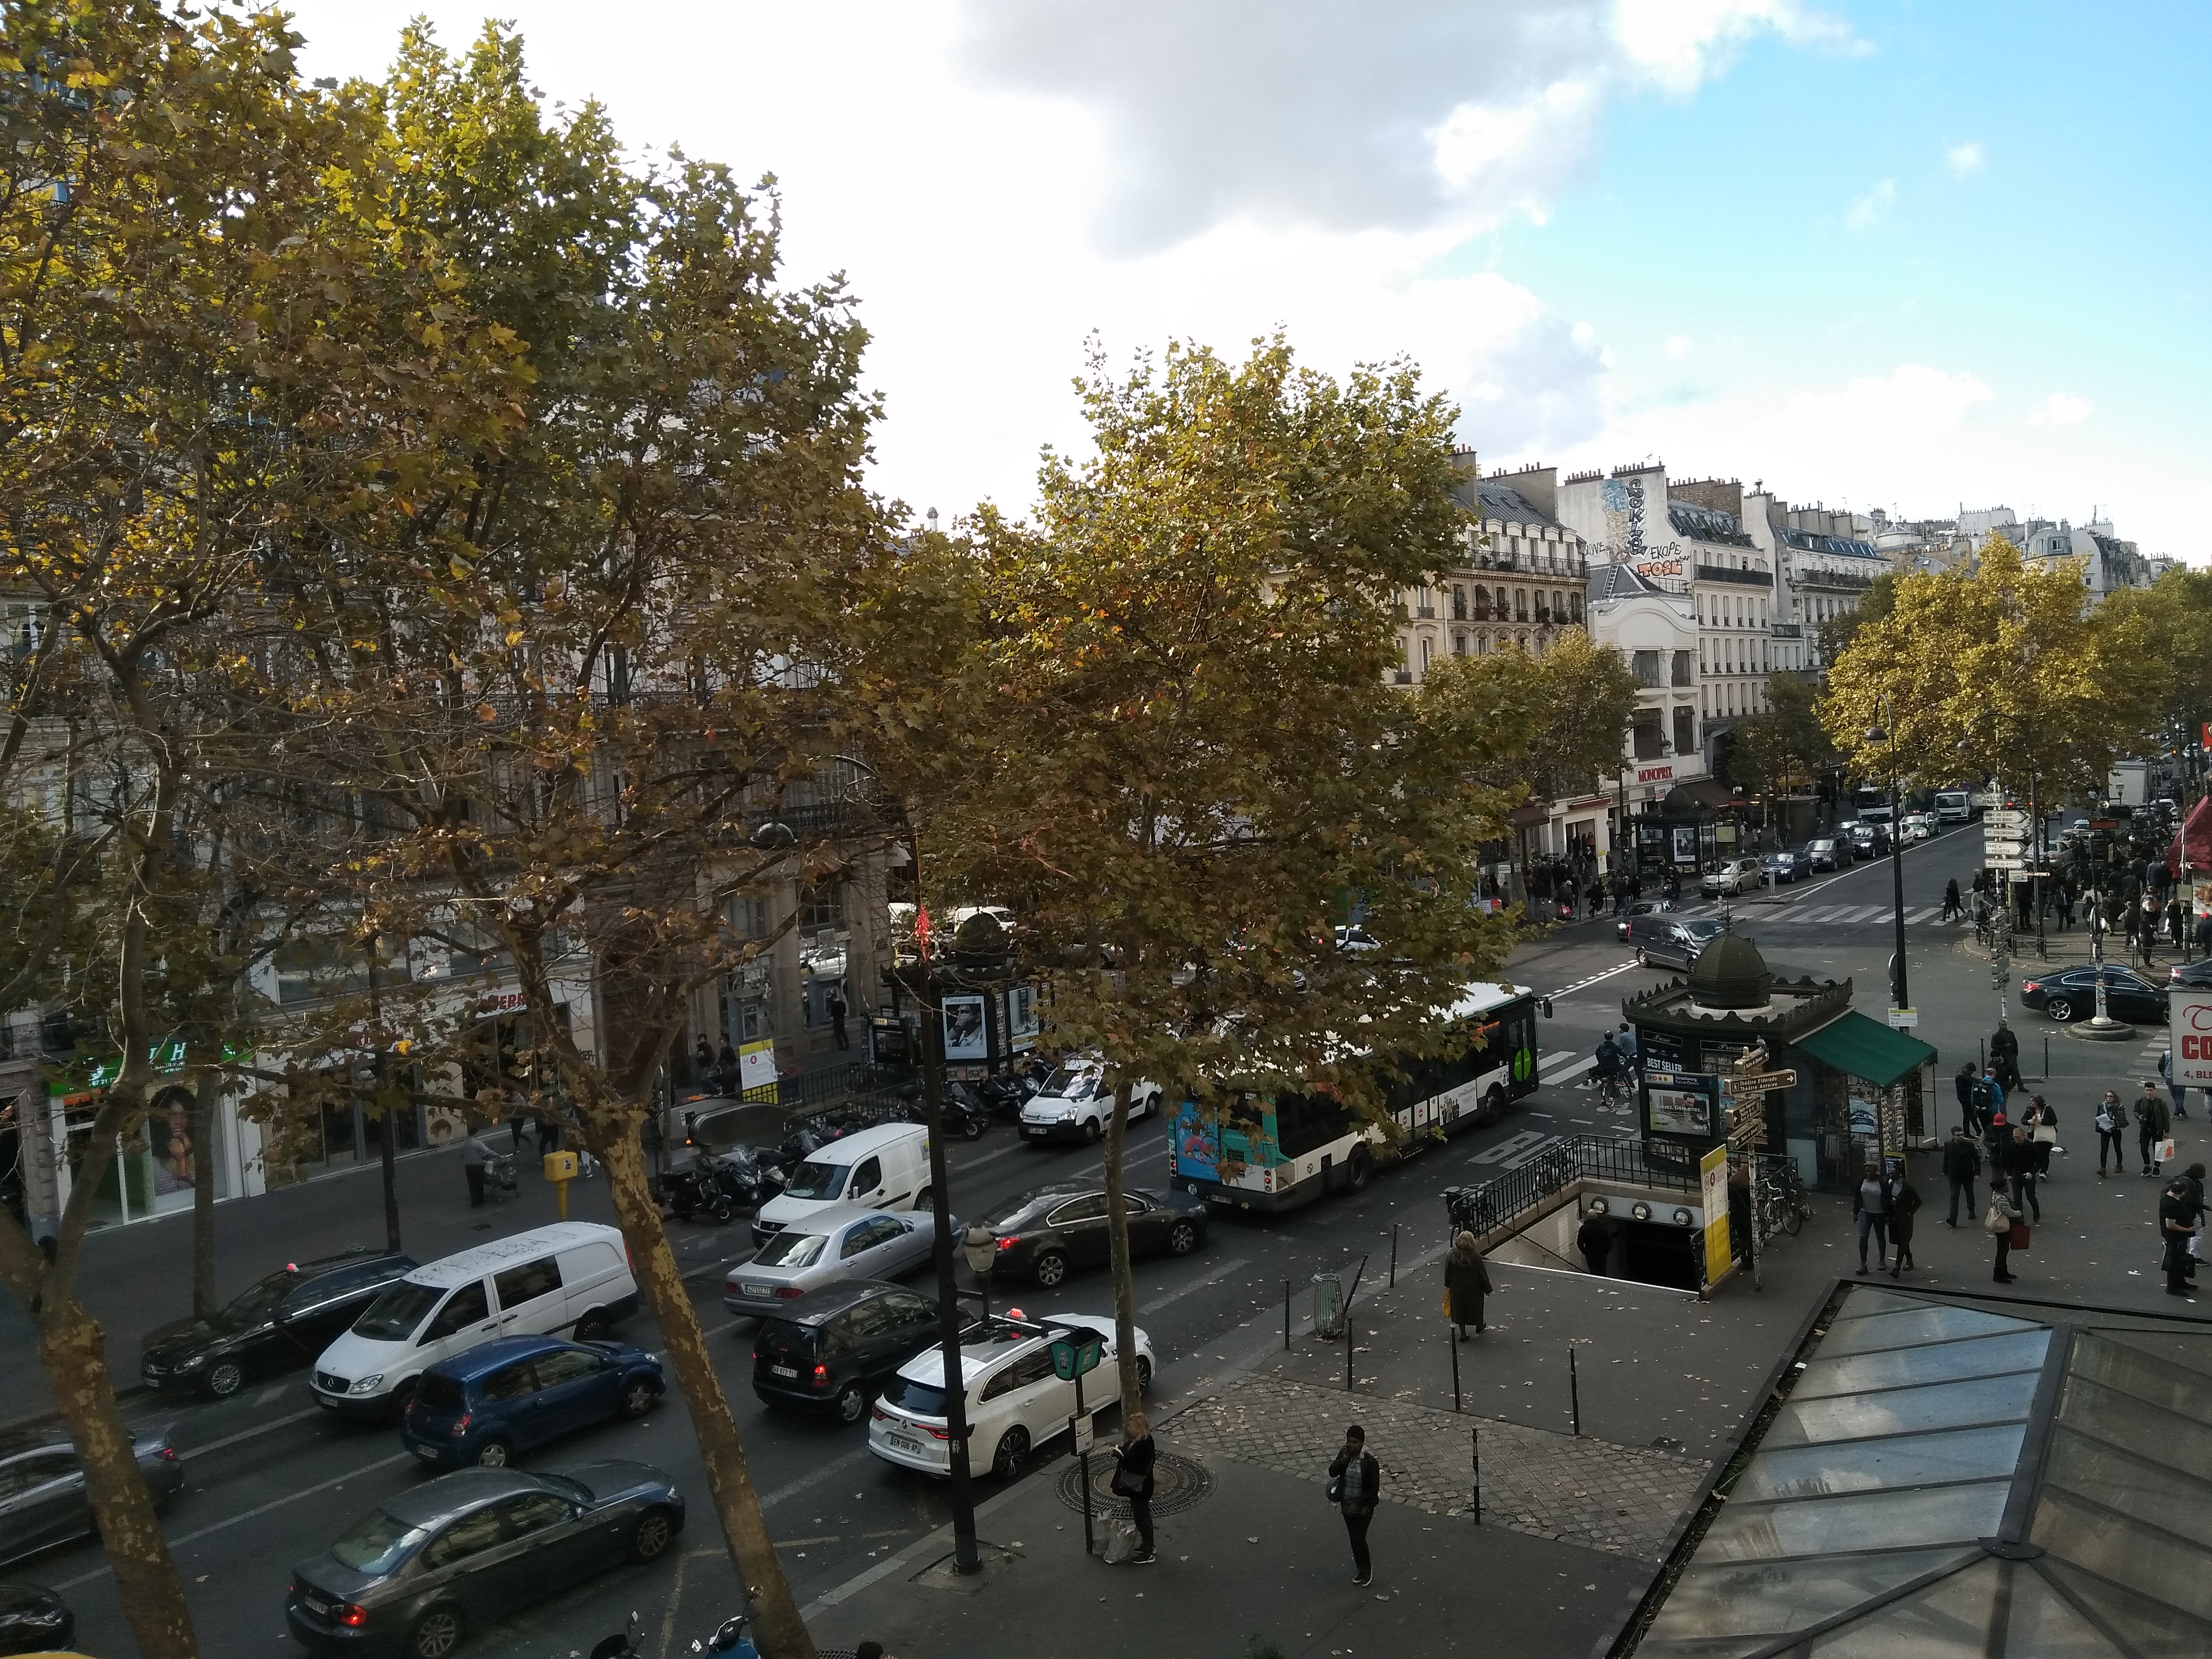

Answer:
[1638,765,1673,783]
[2173,992,2212,1086]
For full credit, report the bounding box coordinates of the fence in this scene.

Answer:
[1442,1134,1795,1241]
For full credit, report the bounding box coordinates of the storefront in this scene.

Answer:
[38,1041,267,1232]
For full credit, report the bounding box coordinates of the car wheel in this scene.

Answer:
[388,1377,419,1419]
[1345,1145,1373,1193]
[1136,1355,1153,1393]
[990,1426,1030,1481]
[2046,998,2075,1023]
[833,1382,867,1425]
[1033,1250,1069,1288]
[621,1380,656,1418]
[574,1309,611,1341]
[406,1606,465,1659]
[473,1438,513,1468]
[1166,1220,1199,1256]
[204,1360,244,1399]
[1635,948,1649,967]
[914,1187,935,1212]
[707,1195,735,1226]
[1083,1118,1102,1145]
[628,1506,676,1563]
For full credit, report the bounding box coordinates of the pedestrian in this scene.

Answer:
[717,1038,739,1092]
[2183,1163,2208,1285]
[693,1034,714,1084]
[461,1124,495,1207]
[2094,1091,2126,1176]
[1115,1409,1157,1564]
[1941,1126,1982,1226]
[2136,1082,2171,1178]
[2159,1048,2190,1121]
[1954,1062,1978,1131]
[828,988,850,1052]
[2008,1127,2041,1223]
[2160,1178,2199,1298]
[1853,1159,1892,1275]
[1989,1026,2020,1096]
[1984,1107,2011,1171]
[505,1103,529,1155]
[1445,1230,1492,1340]
[1576,1212,1610,1276]
[2140,895,2161,967]
[1985,1178,2021,1284]
[1942,877,1963,922]
[2058,879,2076,931]
[2022,1094,2059,1178]
[1888,1166,1922,1277]
[1328,1425,1381,1587]
[1967,1070,1993,1136]
[535,1111,562,1155]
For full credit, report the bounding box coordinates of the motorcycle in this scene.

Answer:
[664,1149,778,1226]
[589,1610,760,1659]
[936,1083,993,1140]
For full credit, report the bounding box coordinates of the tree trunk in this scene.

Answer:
[190,1069,219,1320]
[1102,1077,1142,1420]
[589,1118,818,1659]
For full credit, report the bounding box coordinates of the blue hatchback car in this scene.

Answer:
[400,1335,664,1470]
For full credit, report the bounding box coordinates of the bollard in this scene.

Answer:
[1389,1223,1398,1288]
[1451,1321,1461,1414]
[1283,1279,1291,1350]
[1570,1347,1581,1437]
[2045,1035,2051,1079]
[1471,1423,1481,1524]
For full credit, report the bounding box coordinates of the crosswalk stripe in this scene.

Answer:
[1903,906,1940,924]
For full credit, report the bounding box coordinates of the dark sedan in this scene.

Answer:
[2171,959,2212,990]
[980,1182,1208,1288]
[288,1463,683,1658]
[0,1428,183,1567]
[142,1248,418,1399]
[1763,848,1808,884]
[0,1583,72,1654]
[2021,966,2169,1024]
[752,1280,945,1422]
[401,1336,664,1470]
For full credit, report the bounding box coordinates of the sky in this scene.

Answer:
[275,0,2212,558]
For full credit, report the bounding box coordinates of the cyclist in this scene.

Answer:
[1593,1032,1626,1106]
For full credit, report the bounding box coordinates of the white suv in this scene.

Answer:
[869,1314,1154,1481]
[1019,1058,1162,1146]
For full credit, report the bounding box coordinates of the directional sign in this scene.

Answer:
[1984,837,2027,853]
[1984,808,2031,832]
[1729,1120,1768,1148]
[1985,854,2027,871]
[1720,1070,1798,1095]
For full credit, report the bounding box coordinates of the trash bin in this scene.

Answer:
[1311,1271,1343,1340]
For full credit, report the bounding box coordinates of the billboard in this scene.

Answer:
[1645,1069,1718,1139]
[2174,991,2212,1086]
[1700,1145,1732,1287]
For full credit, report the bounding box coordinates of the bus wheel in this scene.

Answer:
[1346,1146,1372,1192]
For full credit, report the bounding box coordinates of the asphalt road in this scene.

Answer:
[14,824,2026,1659]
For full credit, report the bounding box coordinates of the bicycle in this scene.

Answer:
[1755,1161,1811,1242]
[1594,1069,1631,1114]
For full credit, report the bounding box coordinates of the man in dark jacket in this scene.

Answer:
[1445,1231,1493,1340]
[1954,1062,1977,1130]
[1576,1214,1611,1277]
[1941,1127,1982,1227]
[2160,1178,2198,1297]
[1329,1425,1382,1587]
[2137,1083,2172,1177]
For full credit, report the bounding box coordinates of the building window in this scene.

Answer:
[1570,593,1584,623]
[1515,589,1529,621]
[1673,707,1696,757]
[1452,584,1467,621]
[1671,650,1692,687]
[1632,711,1665,760]
[1631,649,1663,688]
[1419,637,1432,672]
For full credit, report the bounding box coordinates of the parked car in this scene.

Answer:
[2021,966,2169,1024]
[978,1182,1209,1288]
[1844,821,1890,857]
[0,1583,72,1654]
[752,1280,947,1422]
[752,1121,935,1247]
[1699,857,1764,898]
[1019,1056,1165,1145]
[312,1223,639,1419]
[869,1314,1154,1482]
[1805,838,1842,871]
[1627,914,1729,972]
[2170,959,2212,989]
[0,1427,182,1567]
[400,1335,664,1470]
[1761,848,1807,884]
[141,1247,418,1399]
[287,1463,683,1659]
[1898,813,1936,842]
[722,1204,941,1319]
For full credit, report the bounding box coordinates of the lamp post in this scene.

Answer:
[1864,717,1909,1018]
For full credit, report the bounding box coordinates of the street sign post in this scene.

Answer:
[1720,1070,1798,1096]
[1984,808,2032,833]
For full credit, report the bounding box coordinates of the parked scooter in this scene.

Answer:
[914,1082,990,1140]
[664,1149,779,1225]
[592,1610,759,1659]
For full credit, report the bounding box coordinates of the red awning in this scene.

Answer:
[2165,796,2212,878]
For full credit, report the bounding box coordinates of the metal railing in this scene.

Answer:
[1443,1135,1795,1240]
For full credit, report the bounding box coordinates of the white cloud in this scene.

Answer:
[1664,334,1695,362]
[2030,392,2092,427]
[1845,178,1897,232]
[1614,0,1865,94]
[1945,141,1986,176]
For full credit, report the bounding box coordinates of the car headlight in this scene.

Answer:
[174,1353,205,1371]
[347,1373,386,1395]
[1058,1110,1078,1123]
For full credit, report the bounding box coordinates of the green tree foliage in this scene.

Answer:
[1817,569,1897,663]
[2098,564,2212,739]
[1726,670,1835,797]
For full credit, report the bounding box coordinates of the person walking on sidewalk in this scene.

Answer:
[2022,1095,2060,1180]
[1943,877,1963,922]
[1985,1178,2021,1284]
[1954,1062,1978,1130]
[2094,1091,2126,1176]
[461,1125,495,1207]
[2137,1082,2172,1178]
[828,988,851,1052]
[1446,1231,1492,1340]
[1942,1128,1982,1226]
[1116,1410,1157,1564]
[2182,1163,2208,1286]
[2160,1178,2199,1298]
[1328,1425,1381,1587]
[2006,1126,2042,1223]
[1888,1166,1922,1277]
[2159,1049,2191,1120]
[1853,1160,1893,1275]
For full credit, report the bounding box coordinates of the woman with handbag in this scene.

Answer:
[1986,1178,2021,1284]
[2023,1096,2059,1179]
[1114,1410,1156,1564]
[1446,1231,1493,1339]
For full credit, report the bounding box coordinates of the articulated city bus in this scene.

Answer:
[1168,982,1542,1213]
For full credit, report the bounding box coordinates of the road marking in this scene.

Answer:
[252,1384,287,1407]
[1501,1134,1564,1170]
[1140,1258,1252,1315]
[1544,961,1637,1000]
[757,1444,875,1510]
[1470,1130,1548,1166]
[1546,1056,1596,1086]
[178,1405,324,1462]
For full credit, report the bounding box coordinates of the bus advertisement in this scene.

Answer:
[1169,982,1541,1214]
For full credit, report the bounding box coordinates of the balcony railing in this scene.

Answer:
[1696,565,1774,588]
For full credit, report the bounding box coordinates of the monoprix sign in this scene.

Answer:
[2172,991,2212,1086]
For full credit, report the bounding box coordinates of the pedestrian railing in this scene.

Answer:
[1443,1135,1795,1241]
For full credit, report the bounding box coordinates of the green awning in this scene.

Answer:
[1795,1010,1937,1090]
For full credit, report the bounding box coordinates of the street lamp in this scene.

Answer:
[1864,720,1910,1018]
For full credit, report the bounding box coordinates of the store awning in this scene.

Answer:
[1657,777,1735,813]
[2166,795,2212,879]
[1795,1010,1937,1089]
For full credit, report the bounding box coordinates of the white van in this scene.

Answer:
[752,1121,932,1246]
[309,1222,637,1418]
[1935,790,1972,824]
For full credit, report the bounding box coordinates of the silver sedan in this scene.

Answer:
[722,1204,944,1317]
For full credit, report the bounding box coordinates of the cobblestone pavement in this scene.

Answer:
[1166,1371,1705,1560]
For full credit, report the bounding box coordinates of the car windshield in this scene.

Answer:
[881,1374,948,1416]
[329,1509,430,1575]
[1686,920,1727,941]
[752,1231,827,1269]
[536,1471,594,1505]
[780,1160,851,1202]
[352,1280,443,1342]
[214,1270,295,1331]
[1040,1068,1102,1101]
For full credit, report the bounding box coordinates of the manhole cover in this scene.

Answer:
[1054,1449,1214,1518]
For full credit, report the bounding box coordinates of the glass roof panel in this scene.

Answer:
[1827,1286,1944,1322]
[2040,1424,2212,1552]
[1765,1370,2042,1449]
[1802,1555,2003,1658]
[2092,1327,2212,1393]
[1789,1330,2048,1401]
[1642,1547,1979,1646]
[2038,1558,2212,1659]
[2032,1486,2212,1627]
[1732,1424,2026,1502]
[2054,1378,2212,1487]
[2003,1564,2129,1659]
[2066,1331,2212,1431]
[1633,1639,1783,1659]
[1817,1304,2041,1358]
[1700,1479,2010,1562]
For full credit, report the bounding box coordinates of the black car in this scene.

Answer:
[752,1280,945,1423]
[142,1247,417,1399]
[0,1583,71,1654]
[2020,966,2168,1024]
[979,1183,1208,1288]
[2171,959,2212,990]
[288,1463,683,1659]
[0,1427,184,1567]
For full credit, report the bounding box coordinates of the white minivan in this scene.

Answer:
[309,1222,637,1418]
[751,1121,933,1247]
